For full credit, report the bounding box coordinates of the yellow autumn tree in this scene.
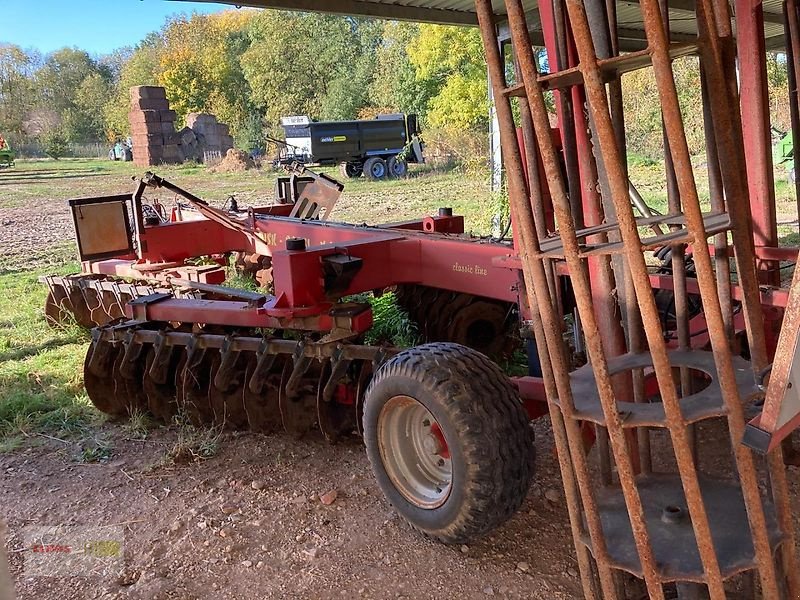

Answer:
[158,10,255,134]
[407,24,489,131]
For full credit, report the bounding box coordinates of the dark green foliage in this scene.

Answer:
[40,128,69,159]
[347,292,420,348]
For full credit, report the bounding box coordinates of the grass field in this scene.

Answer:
[0,156,797,453]
[0,264,96,452]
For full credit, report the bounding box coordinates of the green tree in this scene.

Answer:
[623,56,703,159]
[158,11,256,134]
[41,127,68,159]
[0,44,38,139]
[368,22,434,117]
[34,48,112,141]
[407,24,488,131]
[103,36,163,139]
[766,52,790,133]
[319,19,382,120]
[242,12,376,128]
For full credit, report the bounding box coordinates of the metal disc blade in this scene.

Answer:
[44,290,70,327]
[111,347,148,416]
[143,346,178,424]
[67,287,96,329]
[242,354,285,434]
[83,340,126,416]
[316,361,357,444]
[84,287,112,326]
[100,290,125,321]
[279,360,320,437]
[355,361,373,437]
[208,350,249,430]
[178,349,215,426]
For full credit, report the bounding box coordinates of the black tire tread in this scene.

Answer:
[393,284,518,358]
[364,342,534,544]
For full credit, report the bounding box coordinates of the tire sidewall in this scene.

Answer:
[340,161,362,179]
[388,157,408,178]
[371,160,386,179]
[364,157,386,180]
[363,372,470,535]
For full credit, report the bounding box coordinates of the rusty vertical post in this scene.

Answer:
[503,0,668,595]
[475,3,622,596]
[538,0,633,481]
[658,0,696,462]
[562,0,730,593]
[701,68,734,342]
[478,0,798,596]
[514,56,560,304]
[651,0,794,594]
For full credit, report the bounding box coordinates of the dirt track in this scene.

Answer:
[2,422,582,599]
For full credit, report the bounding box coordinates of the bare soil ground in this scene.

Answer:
[2,421,581,600]
[0,159,498,269]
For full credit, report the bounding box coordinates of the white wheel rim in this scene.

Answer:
[377,395,452,509]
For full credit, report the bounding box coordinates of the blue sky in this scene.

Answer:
[2,1,233,56]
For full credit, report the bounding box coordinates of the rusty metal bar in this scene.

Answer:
[700,68,734,343]
[565,0,636,480]
[483,0,797,595]
[561,0,740,594]
[514,55,560,305]
[698,0,770,373]
[642,0,785,594]
[786,0,800,228]
[658,0,696,464]
[519,286,599,599]
[501,0,668,596]
[735,0,781,287]
[552,0,585,227]
[476,1,623,596]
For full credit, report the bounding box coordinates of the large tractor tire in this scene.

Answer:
[363,343,534,544]
[387,156,408,178]
[339,161,363,179]
[393,284,518,358]
[363,157,388,180]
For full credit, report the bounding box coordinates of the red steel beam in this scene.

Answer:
[123,296,374,332]
[736,0,781,285]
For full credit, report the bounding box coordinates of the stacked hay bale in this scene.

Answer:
[128,86,235,165]
[185,113,235,162]
[129,86,182,167]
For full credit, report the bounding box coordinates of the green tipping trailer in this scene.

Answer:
[278,114,424,180]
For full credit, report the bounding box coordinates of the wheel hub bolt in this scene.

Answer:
[423,433,443,455]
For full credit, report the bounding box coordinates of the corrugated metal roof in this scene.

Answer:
[188,0,787,49]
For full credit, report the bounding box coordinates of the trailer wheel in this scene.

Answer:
[387,156,408,178]
[364,157,387,180]
[363,342,534,544]
[339,161,363,179]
